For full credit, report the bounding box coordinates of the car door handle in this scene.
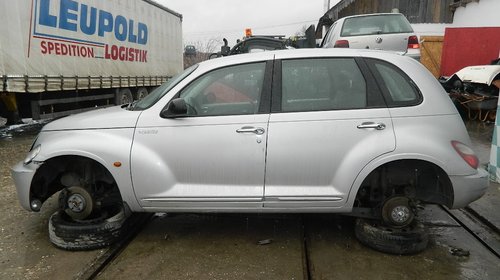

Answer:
[357,122,386,130]
[236,126,265,135]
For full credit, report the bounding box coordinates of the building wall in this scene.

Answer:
[325,0,454,24]
[453,0,500,27]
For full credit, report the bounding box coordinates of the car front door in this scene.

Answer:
[131,61,272,210]
[264,57,396,208]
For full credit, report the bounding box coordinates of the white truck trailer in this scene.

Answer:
[0,0,183,124]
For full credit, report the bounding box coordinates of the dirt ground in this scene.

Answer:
[0,120,499,280]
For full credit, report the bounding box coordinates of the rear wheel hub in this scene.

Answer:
[381,196,415,228]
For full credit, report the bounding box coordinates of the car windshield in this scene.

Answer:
[341,14,413,37]
[130,64,198,110]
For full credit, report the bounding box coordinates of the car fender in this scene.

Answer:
[31,128,142,211]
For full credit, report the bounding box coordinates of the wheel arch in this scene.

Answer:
[347,155,454,209]
[29,154,123,210]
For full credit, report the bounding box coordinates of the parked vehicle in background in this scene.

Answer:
[440,64,500,121]
[210,36,288,59]
[210,26,317,59]
[12,49,487,254]
[321,13,420,60]
[184,45,197,56]
[224,37,288,55]
[0,0,183,125]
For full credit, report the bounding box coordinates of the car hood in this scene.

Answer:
[42,106,141,131]
[453,65,500,85]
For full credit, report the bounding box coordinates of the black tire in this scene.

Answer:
[49,206,129,251]
[354,218,429,255]
[115,88,133,105]
[135,87,148,100]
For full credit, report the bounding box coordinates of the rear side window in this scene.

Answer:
[367,59,421,106]
[281,58,367,112]
[321,22,337,47]
[341,14,413,37]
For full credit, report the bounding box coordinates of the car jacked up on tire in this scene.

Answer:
[12,49,488,254]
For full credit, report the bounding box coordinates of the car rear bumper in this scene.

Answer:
[11,161,38,211]
[450,168,489,208]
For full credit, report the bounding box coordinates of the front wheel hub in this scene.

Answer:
[60,186,95,220]
[67,193,87,213]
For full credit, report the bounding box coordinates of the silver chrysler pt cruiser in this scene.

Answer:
[12,49,488,253]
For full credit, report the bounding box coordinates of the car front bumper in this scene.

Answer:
[450,168,489,209]
[11,161,39,211]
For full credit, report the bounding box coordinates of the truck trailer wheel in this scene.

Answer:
[49,205,129,251]
[135,87,148,100]
[354,218,429,255]
[115,89,133,105]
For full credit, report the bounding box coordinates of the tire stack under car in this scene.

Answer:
[49,206,131,251]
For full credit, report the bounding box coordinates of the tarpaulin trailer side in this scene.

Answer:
[0,0,183,123]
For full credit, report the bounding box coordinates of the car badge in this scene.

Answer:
[376,37,383,44]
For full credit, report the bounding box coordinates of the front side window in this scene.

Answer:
[179,62,266,116]
[281,58,367,112]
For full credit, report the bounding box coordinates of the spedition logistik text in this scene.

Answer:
[34,0,149,62]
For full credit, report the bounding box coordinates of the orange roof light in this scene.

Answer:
[245,28,252,37]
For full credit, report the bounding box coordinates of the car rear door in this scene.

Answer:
[263,55,396,208]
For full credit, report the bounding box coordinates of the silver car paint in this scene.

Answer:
[13,107,143,211]
[12,49,487,213]
[132,114,270,210]
[264,108,395,209]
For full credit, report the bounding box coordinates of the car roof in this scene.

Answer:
[340,12,405,20]
[195,48,409,71]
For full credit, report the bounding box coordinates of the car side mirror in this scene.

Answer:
[160,98,188,118]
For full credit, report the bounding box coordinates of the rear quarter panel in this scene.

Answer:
[344,53,477,208]
[372,53,476,176]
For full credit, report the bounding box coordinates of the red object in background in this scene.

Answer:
[441,27,500,77]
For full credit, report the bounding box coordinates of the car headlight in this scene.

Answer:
[24,144,41,165]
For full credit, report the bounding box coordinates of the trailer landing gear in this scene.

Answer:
[0,93,23,125]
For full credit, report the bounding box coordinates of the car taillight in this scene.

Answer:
[452,141,479,169]
[408,35,419,49]
[334,40,349,48]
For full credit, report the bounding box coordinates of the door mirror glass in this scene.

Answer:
[161,98,188,118]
